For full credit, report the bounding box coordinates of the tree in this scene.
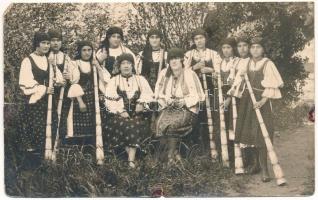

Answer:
[4,3,111,103]
[125,2,212,53]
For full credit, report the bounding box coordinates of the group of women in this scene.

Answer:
[19,26,283,182]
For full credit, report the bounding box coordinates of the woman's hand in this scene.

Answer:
[254,97,268,109]
[135,103,144,113]
[201,67,214,74]
[173,99,185,108]
[46,86,54,94]
[63,71,71,80]
[96,48,108,63]
[192,61,205,70]
[120,111,130,118]
[221,97,231,110]
[79,102,87,112]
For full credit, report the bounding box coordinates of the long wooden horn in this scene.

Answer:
[92,51,105,165]
[52,54,70,163]
[216,64,229,167]
[44,53,55,160]
[244,73,286,186]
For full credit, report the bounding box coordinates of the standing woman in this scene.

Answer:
[234,37,284,182]
[137,29,167,90]
[218,37,239,167]
[184,28,222,151]
[64,41,102,145]
[19,31,64,163]
[102,53,154,168]
[96,26,137,91]
[230,36,261,174]
[47,29,72,141]
[154,48,205,164]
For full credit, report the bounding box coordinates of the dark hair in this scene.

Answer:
[75,40,93,61]
[219,37,238,58]
[140,28,164,75]
[99,26,124,57]
[32,32,50,51]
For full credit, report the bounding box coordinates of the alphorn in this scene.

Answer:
[52,54,70,163]
[216,65,229,167]
[44,53,55,160]
[232,97,244,174]
[92,51,105,165]
[244,73,286,186]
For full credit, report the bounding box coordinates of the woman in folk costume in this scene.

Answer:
[154,48,205,164]
[230,37,284,182]
[19,31,64,163]
[102,53,154,168]
[136,29,167,90]
[217,37,240,167]
[64,40,107,145]
[183,28,222,150]
[229,36,261,174]
[96,26,137,93]
[47,29,72,140]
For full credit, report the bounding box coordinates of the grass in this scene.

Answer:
[4,102,312,197]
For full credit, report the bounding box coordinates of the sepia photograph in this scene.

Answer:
[2,0,315,197]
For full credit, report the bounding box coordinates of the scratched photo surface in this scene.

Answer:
[3,2,314,197]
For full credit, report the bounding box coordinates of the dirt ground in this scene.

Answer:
[226,123,315,197]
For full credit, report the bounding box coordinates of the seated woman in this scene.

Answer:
[64,40,108,147]
[102,53,154,168]
[154,48,205,164]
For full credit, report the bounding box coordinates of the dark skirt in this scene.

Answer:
[23,95,58,157]
[235,89,274,148]
[153,107,198,138]
[72,84,96,137]
[102,112,151,148]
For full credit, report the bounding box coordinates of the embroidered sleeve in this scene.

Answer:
[19,57,48,104]
[67,60,84,98]
[104,76,125,114]
[137,75,155,103]
[184,70,205,108]
[68,60,80,84]
[261,60,284,99]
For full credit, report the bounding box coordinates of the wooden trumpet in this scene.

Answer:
[244,73,286,186]
[44,53,55,160]
[92,51,105,165]
[52,55,70,163]
[216,67,229,167]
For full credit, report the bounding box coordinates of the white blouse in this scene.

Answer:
[155,68,205,113]
[19,53,64,104]
[228,57,284,99]
[67,60,109,98]
[104,74,154,114]
[184,48,222,70]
